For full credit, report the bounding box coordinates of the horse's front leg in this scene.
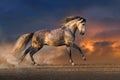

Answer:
[72,43,86,61]
[66,46,75,66]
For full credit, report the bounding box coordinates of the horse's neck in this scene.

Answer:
[64,21,77,34]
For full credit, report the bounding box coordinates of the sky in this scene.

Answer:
[0,0,120,64]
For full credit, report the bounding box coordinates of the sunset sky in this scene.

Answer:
[0,0,120,64]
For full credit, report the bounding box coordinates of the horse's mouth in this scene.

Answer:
[80,32,85,35]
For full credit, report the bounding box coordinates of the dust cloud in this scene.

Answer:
[0,43,69,68]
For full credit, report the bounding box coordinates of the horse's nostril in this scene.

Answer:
[80,32,84,35]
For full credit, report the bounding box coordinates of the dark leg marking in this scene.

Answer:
[66,46,74,63]
[19,46,33,64]
[66,46,75,66]
[72,43,86,61]
[29,47,42,65]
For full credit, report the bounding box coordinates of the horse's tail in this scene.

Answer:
[12,32,34,54]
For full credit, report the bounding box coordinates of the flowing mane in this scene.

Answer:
[63,16,86,23]
[60,16,86,28]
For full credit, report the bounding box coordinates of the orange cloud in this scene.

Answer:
[79,21,120,60]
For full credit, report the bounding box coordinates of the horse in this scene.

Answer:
[12,16,86,66]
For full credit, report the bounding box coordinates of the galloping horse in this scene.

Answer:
[12,16,86,65]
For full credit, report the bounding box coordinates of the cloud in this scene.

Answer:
[92,41,114,56]
[93,41,114,47]
[94,29,120,40]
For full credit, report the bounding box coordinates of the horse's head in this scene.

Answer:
[76,17,86,35]
[63,16,86,35]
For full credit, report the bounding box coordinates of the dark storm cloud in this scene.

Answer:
[0,0,120,42]
[93,41,114,47]
[94,29,120,39]
[82,0,120,26]
[91,41,115,57]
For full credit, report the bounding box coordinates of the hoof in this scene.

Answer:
[34,63,39,66]
[71,62,75,66]
[69,60,73,63]
[82,56,86,61]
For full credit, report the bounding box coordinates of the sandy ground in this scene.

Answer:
[0,64,120,80]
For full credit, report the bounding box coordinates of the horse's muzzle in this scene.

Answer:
[80,32,85,35]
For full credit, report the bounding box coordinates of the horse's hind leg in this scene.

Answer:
[29,46,42,65]
[19,46,33,64]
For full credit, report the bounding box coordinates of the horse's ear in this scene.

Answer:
[79,18,84,22]
[79,18,86,23]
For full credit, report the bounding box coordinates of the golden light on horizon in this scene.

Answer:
[82,42,94,52]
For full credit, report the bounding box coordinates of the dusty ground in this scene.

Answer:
[0,64,120,80]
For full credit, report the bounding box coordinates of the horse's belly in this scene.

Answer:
[45,40,64,46]
[45,38,64,46]
[44,33,64,46]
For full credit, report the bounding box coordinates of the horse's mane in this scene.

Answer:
[60,16,86,29]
